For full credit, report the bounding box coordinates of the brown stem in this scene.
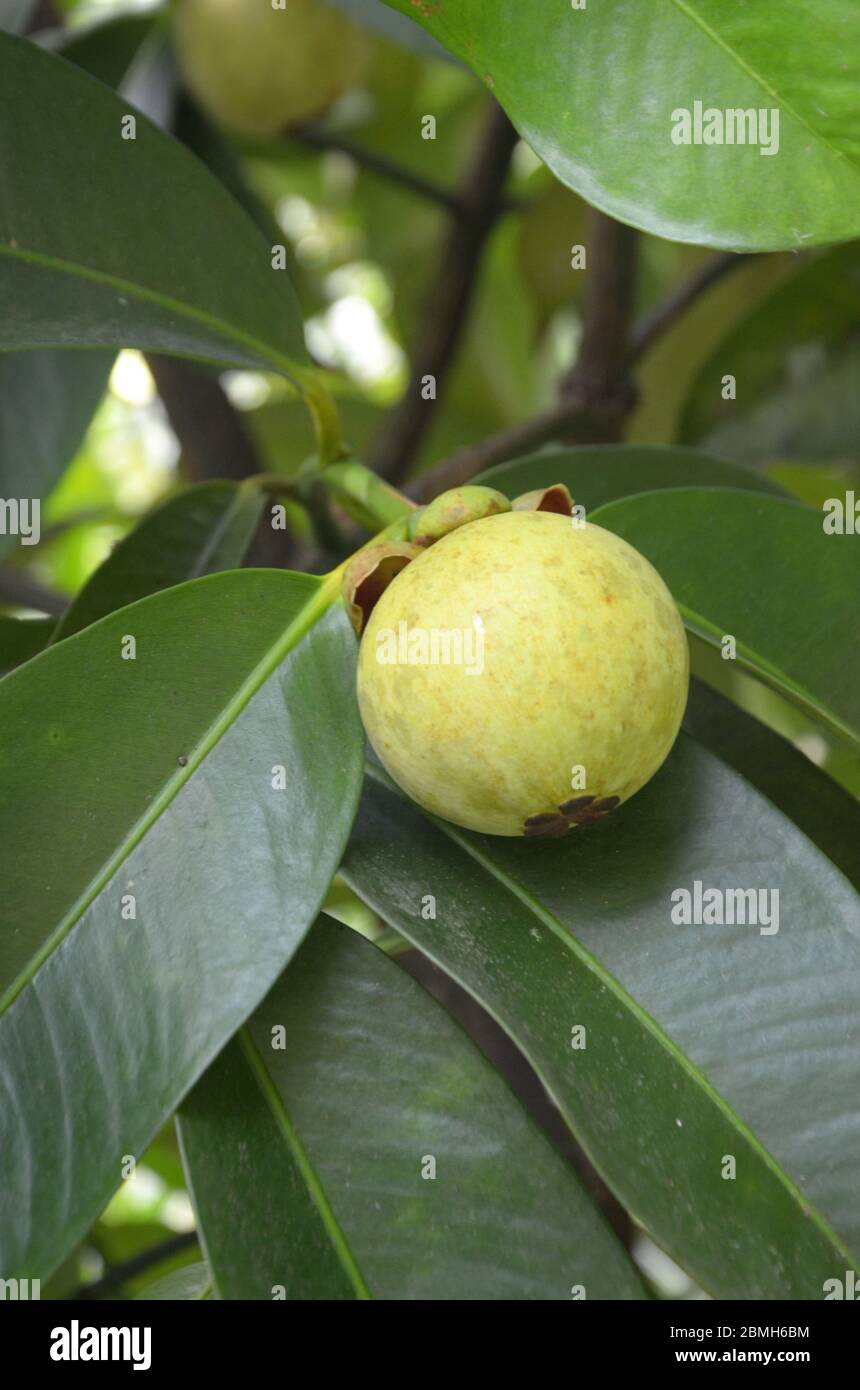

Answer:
[146,355,303,567]
[69,1231,199,1301]
[410,242,758,503]
[290,127,468,218]
[557,209,639,442]
[369,102,520,485]
[145,356,262,484]
[407,399,588,502]
[410,211,639,500]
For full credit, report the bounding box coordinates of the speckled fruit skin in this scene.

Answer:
[174,0,371,137]
[358,510,689,837]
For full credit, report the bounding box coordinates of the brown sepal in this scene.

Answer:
[342,542,424,636]
[511,484,575,516]
[524,793,621,838]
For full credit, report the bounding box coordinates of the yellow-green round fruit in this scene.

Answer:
[173,0,372,137]
[358,510,689,838]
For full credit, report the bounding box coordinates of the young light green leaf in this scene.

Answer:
[381,0,860,250]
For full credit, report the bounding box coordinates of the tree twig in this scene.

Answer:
[69,1231,199,1302]
[287,127,523,219]
[556,208,639,443]
[290,127,467,217]
[368,102,520,485]
[406,400,585,502]
[146,355,305,567]
[145,356,262,484]
[410,242,756,502]
[409,210,639,500]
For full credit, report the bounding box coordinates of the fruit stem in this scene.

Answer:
[294,518,413,639]
[293,369,350,468]
[320,459,417,529]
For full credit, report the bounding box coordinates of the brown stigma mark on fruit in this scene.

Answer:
[524,794,620,838]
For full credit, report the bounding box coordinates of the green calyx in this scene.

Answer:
[339,482,579,633]
[408,486,511,545]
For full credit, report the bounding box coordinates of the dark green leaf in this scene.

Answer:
[179,916,647,1300]
[382,0,860,250]
[54,13,162,89]
[593,487,860,753]
[0,16,166,547]
[0,33,306,376]
[684,679,860,894]
[51,482,264,642]
[0,11,178,549]
[343,748,860,1298]
[136,1262,211,1301]
[477,444,787,512]
[0,349,114,554]
[0,575,363,1280]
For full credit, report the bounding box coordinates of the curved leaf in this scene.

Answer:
[0,349,114,554]
[476,444,786,512]
[382,0,860,250]
[51,482,264,642]
[179,916,647,1301]
[0,574,363,1280]
[593,487,860,753]
[680,244,860,462]
[328,0,453,60]
[343,747,860,1298]
[136,1262,211,1301]
[0,33,306,376]
[0,15,165,544]
[684,679,860,894]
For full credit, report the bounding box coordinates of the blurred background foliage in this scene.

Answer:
[4,0,859,1296]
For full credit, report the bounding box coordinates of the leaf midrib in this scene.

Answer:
[677,604,859,754]
[358,762,859,1275]
[0,243,300,382]
[237,1028,371,1300]
[671,0,855,174]
[0,572,335,1017]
